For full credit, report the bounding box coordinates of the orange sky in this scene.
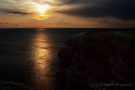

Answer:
[0,0,135,28]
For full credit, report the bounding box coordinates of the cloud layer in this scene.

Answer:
[57,0,135,20]
[0,9,31,15]
[1,0,135,19]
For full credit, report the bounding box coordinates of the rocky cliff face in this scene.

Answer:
[58,32,135,90]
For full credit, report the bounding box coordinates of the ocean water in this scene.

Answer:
[0,28,134,90]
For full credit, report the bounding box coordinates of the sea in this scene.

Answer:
[0,28,134,90]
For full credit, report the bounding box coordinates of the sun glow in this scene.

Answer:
[36,4,50,15]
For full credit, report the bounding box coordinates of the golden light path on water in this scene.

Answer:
[31,30,54,90]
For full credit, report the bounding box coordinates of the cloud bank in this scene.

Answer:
[1,0,135,19]
[0,9,31,15]
[57,0,135,20]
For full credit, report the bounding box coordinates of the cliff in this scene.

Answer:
[58,32,135,90]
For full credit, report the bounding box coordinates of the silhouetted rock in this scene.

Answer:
[0,81,34,90]
[58,32,135,90]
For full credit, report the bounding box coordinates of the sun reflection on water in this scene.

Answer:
[31,30,54,90]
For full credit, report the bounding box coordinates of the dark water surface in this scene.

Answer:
[0,28,134,90]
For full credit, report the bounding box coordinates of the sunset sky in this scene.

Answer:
[0,0,135,28]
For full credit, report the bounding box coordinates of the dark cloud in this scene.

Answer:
[57,0,135,20]
[0,9,31,15]
[57,0,90,5]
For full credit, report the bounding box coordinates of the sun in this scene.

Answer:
[36,4,50,15]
